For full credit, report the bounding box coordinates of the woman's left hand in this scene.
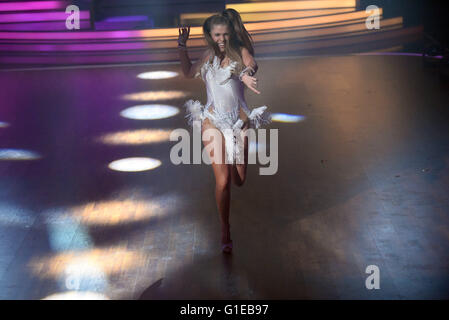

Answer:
[241,73,261,94]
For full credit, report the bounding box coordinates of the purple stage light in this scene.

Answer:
[0,1,64,12]
[0,29,164,40]
[0,21,91,31]
[103,16,148,23]
[0,11,90,23]
[0,42,154,52]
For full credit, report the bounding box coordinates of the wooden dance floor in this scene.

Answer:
[0,54,448,299]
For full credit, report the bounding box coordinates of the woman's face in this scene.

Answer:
[210,24,229,52]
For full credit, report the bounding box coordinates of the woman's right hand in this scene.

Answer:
[178,26,190,46]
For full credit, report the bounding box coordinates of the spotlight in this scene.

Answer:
[137,71,179,80]
[97,129,172,145]
[108,157,161,172]
[0,149,41,160]
[120,105,179,120]
[121,91,188,101]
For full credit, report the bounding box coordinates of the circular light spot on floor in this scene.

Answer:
[108,157,161,172]
[0,121,9,128]
[70,199,168,226]
[137,71,179,80]
[120,104,179,120]
[121,90,188,101]
[98,129,172,145]
[29,247,146,278]
[0,203,34,227]
[0,149,41,160]
[42,291,109,300]
[271,113,305,123]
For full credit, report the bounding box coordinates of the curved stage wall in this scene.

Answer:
[0,0,423,69]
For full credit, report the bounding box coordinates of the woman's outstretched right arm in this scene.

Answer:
[178,26,210,78]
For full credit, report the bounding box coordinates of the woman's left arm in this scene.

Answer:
[241,47,258,75]
[240,47,260,94]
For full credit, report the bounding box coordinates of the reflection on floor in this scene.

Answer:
[0,54,448,299]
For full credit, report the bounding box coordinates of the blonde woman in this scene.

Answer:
[178,9,271,254]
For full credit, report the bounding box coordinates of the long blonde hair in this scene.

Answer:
[202,12,253,75]
[221,8,255,56]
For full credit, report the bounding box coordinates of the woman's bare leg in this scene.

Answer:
[201,118,232,244]
[231,120,249,187]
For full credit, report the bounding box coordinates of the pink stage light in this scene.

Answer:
[0,11,90,23]
[0,42,151,52]
[0,1,65,12]
[0,21,91,31]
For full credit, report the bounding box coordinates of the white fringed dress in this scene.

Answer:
[184,55,271,164]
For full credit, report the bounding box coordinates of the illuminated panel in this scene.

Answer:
[0,121,9,128]
[253,25,420,55]
[0,1,65,12]
[108,157,162,172]
[97,129,172,145]
[0,11,90,23]
[0,18,409,65]
[243,9,383,33]
[0,10,378,43]
[104,15,148,22]
[0,27,192,40]
[0,9,376,42]
[121,91,188,102]
[120,105,180,120]
[179,12,218,20]
[180,9,355,24]
[227,0,356,12]
[239,9,356,22]
[0,20,91,31]
[137,71,179,79]
[251,17,401,43]
[0,12,390,52]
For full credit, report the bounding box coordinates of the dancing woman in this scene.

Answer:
[178,9,271,253]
